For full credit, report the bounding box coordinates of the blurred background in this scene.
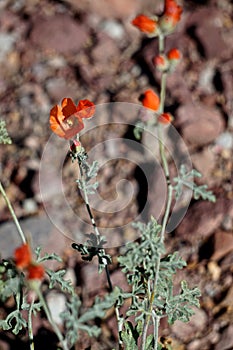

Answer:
[0,0,233,349]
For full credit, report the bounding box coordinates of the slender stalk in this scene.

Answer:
[77,158,113,290]
[77,157,125,349]
[28,297,35,350]
[140,314,150,350]
[36,286,69,350]
[158,34,164,54]
[78,161,100,238]
[0,181,26,244]
[152,311,160,350]
[141,34,174,350]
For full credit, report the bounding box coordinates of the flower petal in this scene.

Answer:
[142,90,160,111]
[77,99,95,119]
[132,15,157,34]
[14,243,32,269]
[61,98,78,119]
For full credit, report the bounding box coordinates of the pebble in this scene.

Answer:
[100,19,125,40]
[0,33,16,61]
[215,132,233,150]
[46,292,67,325]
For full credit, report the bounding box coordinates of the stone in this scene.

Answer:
[30,15,88,54]
[191,148,216,185]
[176,103,224,147]
[215,325,233,350]
[61,0,140,19]
[187,8,227,59]
[46,292,67,325]
[211,231,233,261]
[176,198,231,242]
[172,307,208,343]
[0,33,16,62]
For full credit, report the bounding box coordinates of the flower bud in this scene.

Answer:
[159,0,182,35]
[27,264,45,281]
[132,15,159,37]
[158,113,173,124]
[153,54,169,72]
[141,90,160,111]
[167,48,181,60]
[70,139,82,154]
[14,243,32,269]
[167,48,181,71]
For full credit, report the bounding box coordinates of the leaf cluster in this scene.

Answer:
[173,165,216,202]
[0,119,12,144]
[61,288,120,347]
[117,217,201,347]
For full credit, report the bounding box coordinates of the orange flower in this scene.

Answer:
[167,48,181,60]
[50,98,95,140]
[164,0,182,24]
[27,264,45,281]
[14,243,32,269]
[141,90,160,111]
[159,0,182,34]
[132,15,157,34]
[77,99,95,118]
[158,113,173,124]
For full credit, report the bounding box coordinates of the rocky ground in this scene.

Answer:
[0,0,233,349]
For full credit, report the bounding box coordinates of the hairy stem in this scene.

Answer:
[28,297,35,350]
[140,34,173,350]
[77,157,124,348]
[0,181,26,244]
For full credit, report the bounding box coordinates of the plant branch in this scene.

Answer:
[28,297,35,350]
[0,181,26,244]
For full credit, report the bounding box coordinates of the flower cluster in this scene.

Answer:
[141,90,173,125]
[50,97,95,140]
[14,243,44,283]
[132,0,182,36]
[153,48,181,72]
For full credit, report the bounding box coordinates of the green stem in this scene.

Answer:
[158,34,164,54]
[0,181,26,244]
[140,313,151,350]
[141,33,174,350]
[36,286,69,350]
[79,161,100,238]
[28,297,35,350]
[152,311,160,350]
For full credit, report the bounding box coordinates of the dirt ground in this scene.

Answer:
[0,0,233,349]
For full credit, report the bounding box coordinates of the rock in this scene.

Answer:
[91,32,119,63]
[45,77,75,102]
[215,325,233,350]
[176,103,224,147]
[196,25,227,60]
[0,216,53,259]
[171,307,208,343]
[176,198,231,242]
[215,132,233,150]
[191,148,216,185]
[0,33,16,62]
[100,19,125,40]
[211,231,233,261]
[46,292,67,325]
[187,8,227,59]
[61,0,140,19]
[30,15,88,54]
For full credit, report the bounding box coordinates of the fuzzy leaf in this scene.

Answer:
[0,120,12,144]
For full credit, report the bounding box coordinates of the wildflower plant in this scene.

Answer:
[0,1,217,350]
